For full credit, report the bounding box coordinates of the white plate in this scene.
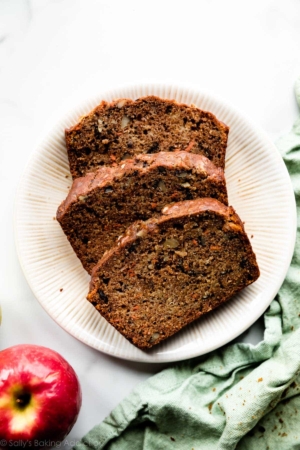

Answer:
[14,84,296,363]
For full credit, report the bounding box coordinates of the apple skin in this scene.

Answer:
[0,344,82,445]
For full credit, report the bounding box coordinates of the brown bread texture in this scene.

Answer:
[87,198,260,349]
[65,96,229,179]
[57,151,228,274]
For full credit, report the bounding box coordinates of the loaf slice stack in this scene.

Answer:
[65,96,229,179]
[57,151,228,274]
[57,95,259,349]
[87,199,260,349]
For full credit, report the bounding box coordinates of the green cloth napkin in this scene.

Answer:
[75,79,300,450]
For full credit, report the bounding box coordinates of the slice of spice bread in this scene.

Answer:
[87,198,259,349]
[57,151,228,274]
[65,96,229,178]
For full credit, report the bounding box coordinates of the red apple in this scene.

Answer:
[0,344,82,446]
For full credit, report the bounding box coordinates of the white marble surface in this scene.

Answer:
[0,0,300,446]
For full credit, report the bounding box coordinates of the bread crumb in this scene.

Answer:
[60,288,63,292]
[257,377,263,382]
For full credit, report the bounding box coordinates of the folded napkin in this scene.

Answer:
[75,79,300,450]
